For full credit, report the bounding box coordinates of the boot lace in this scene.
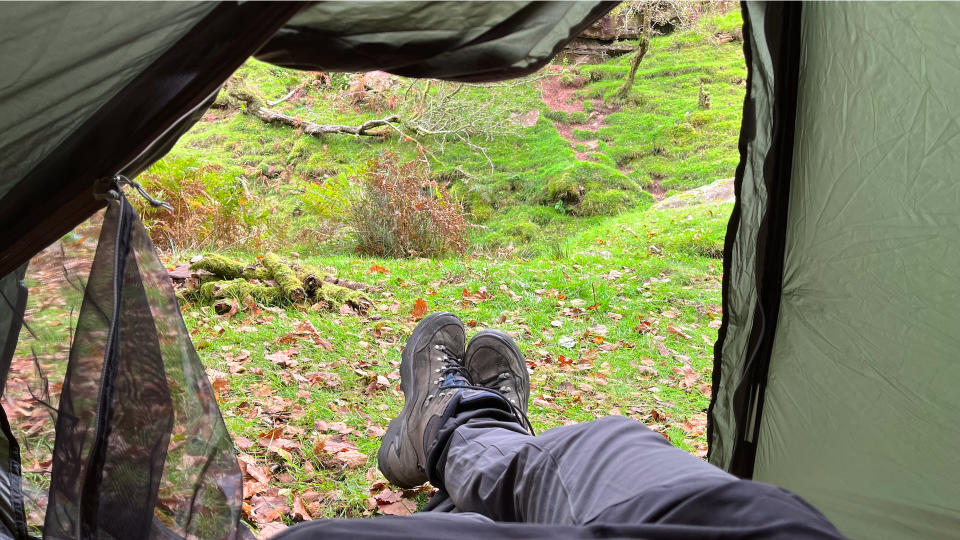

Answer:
[433,344,535,435]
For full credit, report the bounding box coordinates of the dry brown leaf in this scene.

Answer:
[265,348,299,368]
[673,363,700,389]
[208,370,229,396]
[411,298,428,319]
[666,324,691,340]
[373,488,402,504]
[334,449,368,469]
[245,463,271,484]
[234,436,255,452]
[291,496,312,522]
[256,522,288,539]
[378,499,417,516]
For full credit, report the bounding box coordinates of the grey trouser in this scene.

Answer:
[278,392,844,539]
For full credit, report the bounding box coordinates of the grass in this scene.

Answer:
[134,9,744,257]
[180,201,730,524]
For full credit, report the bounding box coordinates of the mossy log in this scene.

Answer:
[192,254,272,281]
[199,279,281,304]
[318,282,371,311]
[190,254,248,279]
[174,253,373,312]
[263,253,307,303]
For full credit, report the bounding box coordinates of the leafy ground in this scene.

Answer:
[181,200,730,528]
[8,7,746,536]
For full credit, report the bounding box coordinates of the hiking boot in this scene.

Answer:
[378,312,469,488]
[464,329,529,414]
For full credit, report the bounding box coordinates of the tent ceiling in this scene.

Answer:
[0,1,613,277]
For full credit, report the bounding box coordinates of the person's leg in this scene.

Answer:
[426,399,843,538]
[374,315,842,538]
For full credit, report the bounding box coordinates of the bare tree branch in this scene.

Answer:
[230,88,399,137]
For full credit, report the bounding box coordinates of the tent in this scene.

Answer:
[0,1,956,538]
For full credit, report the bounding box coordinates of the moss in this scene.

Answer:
[538,161,649,217]
[199,279,281,304]
[317,282,366,309]
[574,189,645,217]
[471,202,494,222]
[191,254,248,279]
[543,175,584,205]
[263,253,307,302]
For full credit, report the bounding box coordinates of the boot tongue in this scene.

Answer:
[440,366,471,388]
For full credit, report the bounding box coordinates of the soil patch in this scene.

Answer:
[540,65,618,161]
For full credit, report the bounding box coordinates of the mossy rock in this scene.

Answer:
[470,201,495,222]
[538,161,648,217]
[573,189,652,217]
[543,174,585,206]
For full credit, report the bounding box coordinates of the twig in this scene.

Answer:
[267,87,298,106]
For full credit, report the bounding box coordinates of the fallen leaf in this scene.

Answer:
[378,499,417,516]
[368,264,389,274]
[667,324,691,339]
[334,449,368,469]
[373,488,402,504]
[248,491,289,524]
[662,310,679,319]
[673,363,700,389]
[291,496,313,521]
[234,436,255,452]
[365,375,389,395]
[265,348,299,368]
[256,522,288,539]
[208,370,229,396]
[411,298,428,320]
[558,336,577,349]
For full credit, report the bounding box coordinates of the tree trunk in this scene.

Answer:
[616,10,651,101]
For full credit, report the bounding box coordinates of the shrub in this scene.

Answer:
[135,156,268,251]
[338,153,468,257]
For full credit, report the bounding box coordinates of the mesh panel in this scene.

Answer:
[4,214,101,536]
[3,197,246,538]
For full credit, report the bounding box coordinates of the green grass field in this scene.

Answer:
[134,7,746,531]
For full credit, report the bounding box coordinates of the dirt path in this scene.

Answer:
[540,66,669,200]
[539,66,618,164]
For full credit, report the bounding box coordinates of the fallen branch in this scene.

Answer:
[229,88,399,137]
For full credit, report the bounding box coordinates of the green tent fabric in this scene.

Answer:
[709,2,960,538]
[257,1,614,81]
[1,1,960,538]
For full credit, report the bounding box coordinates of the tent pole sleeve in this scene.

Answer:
[728,2,804,479]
